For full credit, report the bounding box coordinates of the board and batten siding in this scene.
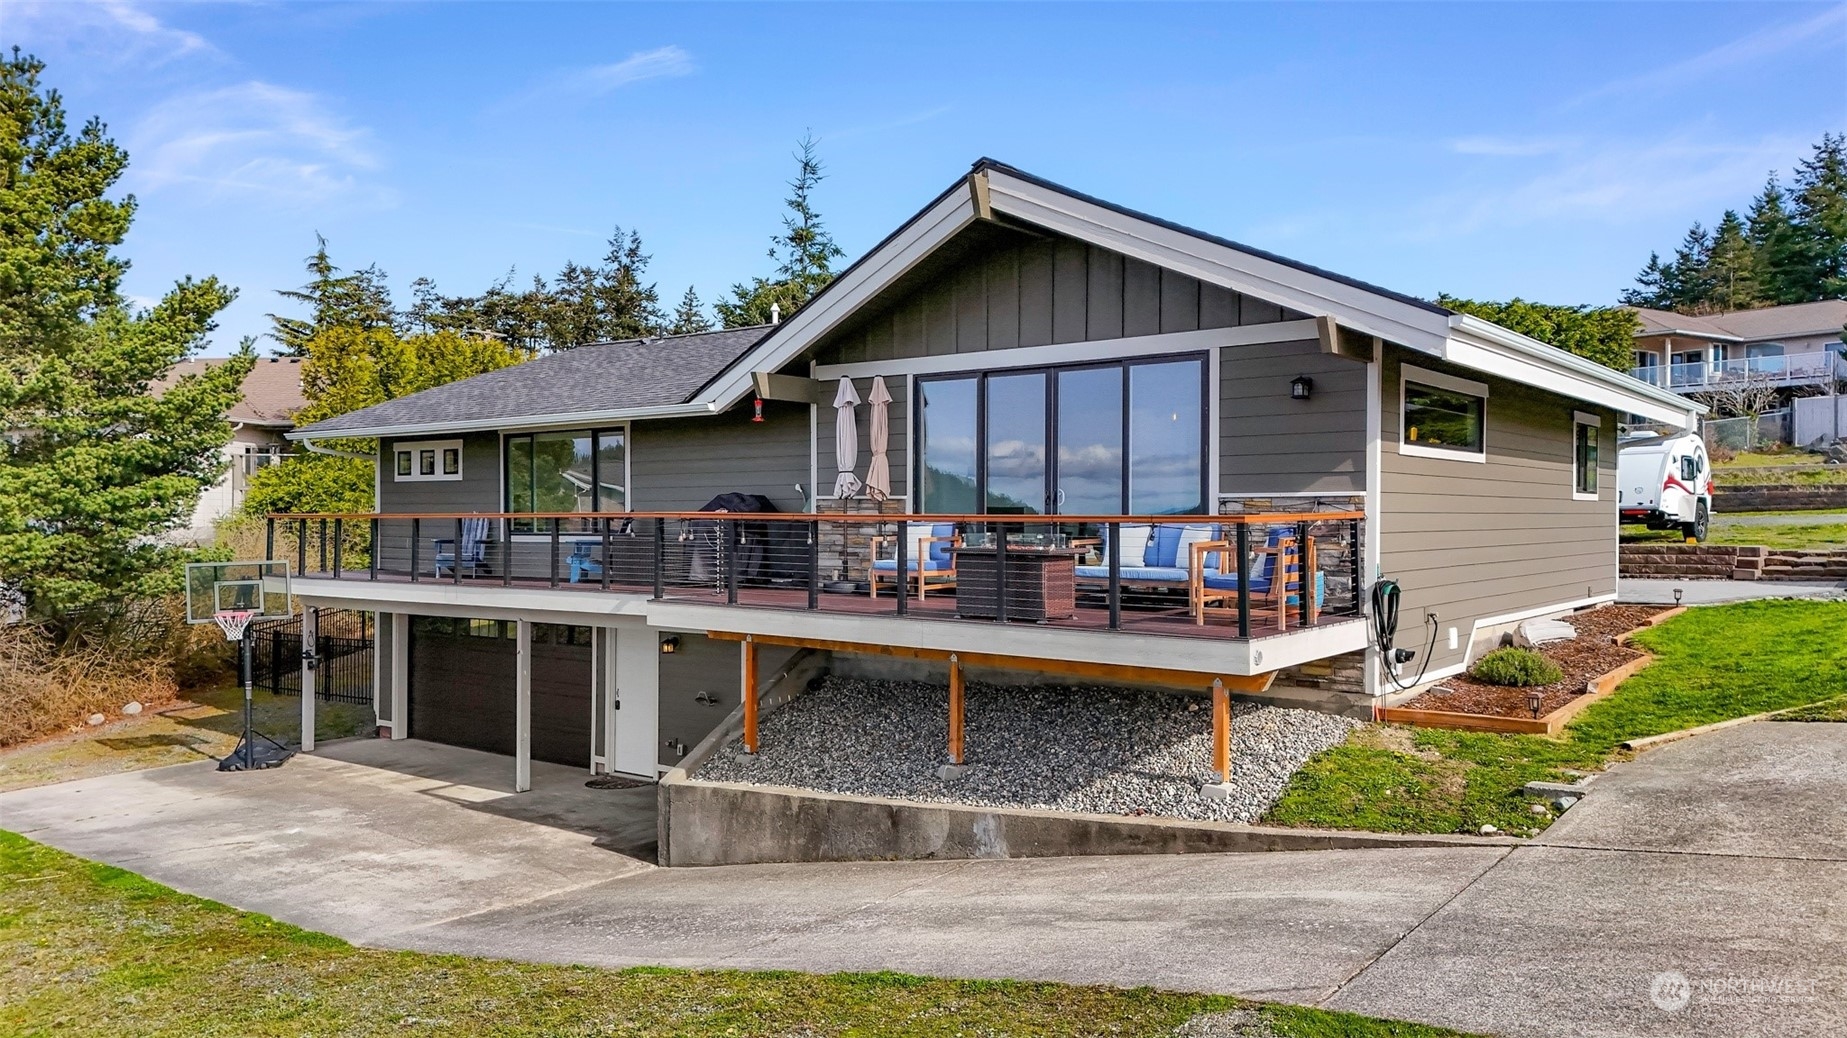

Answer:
[1220,338,1367,496]
[815,374,910,499]
[629,401,809,513]
[1377,347,1619,676]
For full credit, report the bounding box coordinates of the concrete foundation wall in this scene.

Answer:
[657,778,1505,866]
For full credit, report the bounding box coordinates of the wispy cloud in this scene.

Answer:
[1566,6,1847,108]
[1447,136,1575,158]
[128,82,390,207]
[9,0,214,64]
[497,45,695,110]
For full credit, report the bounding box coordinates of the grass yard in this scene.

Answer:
[1267,600,1847,837]
[0,832,1472,1038]
[0,685,374,794]
[1773,695,1847,722]
[1620,510,1847,550]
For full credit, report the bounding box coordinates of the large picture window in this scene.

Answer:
[917,355,1206,516]
[1399,365,1487,463]
[504,427,626,531]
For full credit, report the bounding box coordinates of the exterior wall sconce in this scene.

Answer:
[1291,375,1313,401]
[660,635,680,655]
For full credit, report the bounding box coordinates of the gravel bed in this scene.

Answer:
[694,676,1361,824]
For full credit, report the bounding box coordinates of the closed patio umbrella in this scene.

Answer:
[831,377,863,499]
[864,376,892,500]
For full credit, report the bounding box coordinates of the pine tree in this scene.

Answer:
[590,227,664,343]
[716,133,847,328]
[669,286,713,335]
[1792,133,1847,299]
[1666,223,1717,313]
[1705,210,1759,312]
[266,235,397,355]
[1746,175,1809,305]
[1619,252,1677,309]
[0,49,250,619]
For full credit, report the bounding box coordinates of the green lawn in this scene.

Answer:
[1621,512,1847,550]
[0,833,1472,1038]
[1267,601,1847,837]
[1773,695,1847,722]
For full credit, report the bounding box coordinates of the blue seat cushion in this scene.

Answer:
[1146,526,1182,568]
[1202,570,1325,606]
[1073,565,1190,583]
[872,558,951,574]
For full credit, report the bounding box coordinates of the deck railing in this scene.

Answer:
[266,509,1366,641]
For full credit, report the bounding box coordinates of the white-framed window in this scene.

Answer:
[1399,365,1487,463]
[393,438,464,482]
[1572,411,1600,500]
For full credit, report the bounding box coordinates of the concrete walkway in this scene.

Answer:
[1618,577,1847,604]
[3,727,1844,1037]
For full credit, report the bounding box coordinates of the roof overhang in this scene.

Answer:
[1445,315,1702,428]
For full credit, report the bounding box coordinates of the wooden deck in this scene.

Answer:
[294,569,1358,643]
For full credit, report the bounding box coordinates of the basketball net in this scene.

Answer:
[213,609,257,642]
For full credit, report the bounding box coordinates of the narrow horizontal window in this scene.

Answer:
[392,439,465,482]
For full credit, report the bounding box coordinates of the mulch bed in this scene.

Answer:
[1403,604,1670,719]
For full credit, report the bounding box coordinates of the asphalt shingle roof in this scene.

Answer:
[154,356,308,426]
[297,324,774,437]
[1631,300,1847,342]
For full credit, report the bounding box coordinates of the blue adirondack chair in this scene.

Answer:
[433,517,491,579]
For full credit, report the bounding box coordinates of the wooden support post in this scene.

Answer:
[1211,678,1230,785]
[947,653,964,765]
[741,635,759,754]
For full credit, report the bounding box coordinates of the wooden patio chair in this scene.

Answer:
[870,521,961,600]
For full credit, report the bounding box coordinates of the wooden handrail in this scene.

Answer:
[266,509,1365,524]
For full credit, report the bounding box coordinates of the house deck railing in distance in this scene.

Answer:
[267,508,1366,642]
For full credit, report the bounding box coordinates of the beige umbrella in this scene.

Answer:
[831,377,863,499]
[864,376,892,499]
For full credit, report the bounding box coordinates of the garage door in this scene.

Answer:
[408,618,592,767]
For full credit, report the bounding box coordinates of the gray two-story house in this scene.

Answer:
[280,159,1697,808]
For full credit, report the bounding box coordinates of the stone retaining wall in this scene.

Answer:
[1620,544,1847,580]
[1714,484,1847,512]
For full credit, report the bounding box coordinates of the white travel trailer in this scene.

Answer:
[1618,431,1713,541]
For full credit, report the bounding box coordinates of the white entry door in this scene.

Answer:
[604,626,660,779]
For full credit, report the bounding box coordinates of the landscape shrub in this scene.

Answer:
[1470,646,1563,687]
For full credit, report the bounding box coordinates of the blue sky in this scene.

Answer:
[11,1,1845,355]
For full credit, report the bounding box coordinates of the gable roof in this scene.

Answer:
[295,325,774,439]
[155,356,308,427]
[1630,300,1847,343]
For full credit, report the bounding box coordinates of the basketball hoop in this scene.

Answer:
[213,609,258,642]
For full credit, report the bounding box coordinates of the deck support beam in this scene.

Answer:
[1211,678,1230,784]
[741,635,759,754]
[947,654,964,765]
[515,618,532,792]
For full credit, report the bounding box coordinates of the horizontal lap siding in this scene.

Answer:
[1220,338,1366,495]
[630,402,809,513]
[1379,348,1618,675]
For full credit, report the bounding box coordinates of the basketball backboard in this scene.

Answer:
[183,560,293,624]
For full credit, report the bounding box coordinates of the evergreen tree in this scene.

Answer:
[1666,223,1716,313]
[716,133,847,328]
[1705,210,1759,312]
[669,285,713,335]
[1792,133,1847,299]
[1746,175,1809,305]
[0,49,250,619]
[1438,296,1639,371]
[266,235,397,355]
[586,226,663,344]
[1619,252,1676,309]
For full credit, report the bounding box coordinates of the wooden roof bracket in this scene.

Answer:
[968,169,993,222]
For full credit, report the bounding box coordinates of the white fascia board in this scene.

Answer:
[288,401,718,442]
[700,190,980,410]
[293,577,656,626]
[814,320,1321,380]
[983,171,1454,355]
[1445,315,1703,428]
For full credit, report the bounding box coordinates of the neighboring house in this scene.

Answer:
[1627,299,1847,397]
[156,357,308,542]
[280,159,1697,800]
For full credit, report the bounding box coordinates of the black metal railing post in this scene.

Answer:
[893,520,908,616]
[368,518,378,581]
[993,524,1008,623]
[549,518,561,589]
[453,519,464,585]
[410,518,420,581]
[502,519,512,586]
[652,519,665,600]
[265,518,275,561]
[297,519,307,576]
[318,519,329,572]
[807,520,820,610]
[1235,522,1251,639]
[333,519,343,578]
[600,518,612,591]
[1106,521,1122,630]
[1349,518,1363,616]
[725,519,740,605]
[1296,520,1312,627]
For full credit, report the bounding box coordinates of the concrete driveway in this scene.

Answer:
[4,726,1844,1037]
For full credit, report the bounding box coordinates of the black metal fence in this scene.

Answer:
[253,608,373,705]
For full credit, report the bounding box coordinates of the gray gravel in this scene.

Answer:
[694,676,1361,824]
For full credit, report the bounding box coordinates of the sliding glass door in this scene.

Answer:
[917,354,1206,518]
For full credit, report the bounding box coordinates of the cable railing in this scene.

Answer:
[267,509,1366,641]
